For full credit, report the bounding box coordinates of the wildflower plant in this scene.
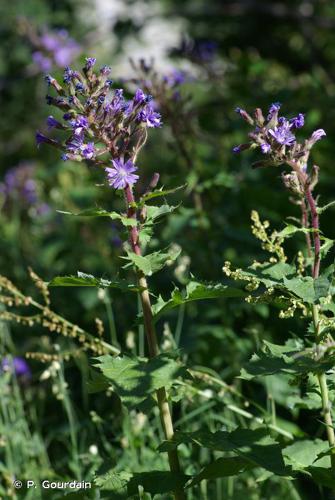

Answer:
[35,57,243,498]
[227,103,335,482]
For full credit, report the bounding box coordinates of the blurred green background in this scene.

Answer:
[1,0,335,498]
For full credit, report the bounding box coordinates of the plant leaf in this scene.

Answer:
[95,353,188,411]
[58,208,137,227]
[151,281,245,320]
[158,427,289,476]
[123,246,181,276]
[95,470,189,498]
[48,271,140,292]
[188,457,253,486]
[140,184,186,204]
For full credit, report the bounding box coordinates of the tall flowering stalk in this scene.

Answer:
[233,103,335,469]
[36,57,186,499]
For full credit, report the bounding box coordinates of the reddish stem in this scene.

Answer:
[300,198,312,258]
[304,186,320,279]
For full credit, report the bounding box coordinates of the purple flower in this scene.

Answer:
[133,88,147,105]
[232,143,251,154]
[164,69,188,87]
[41,33,60,51]
[261,142,271,154]
[36,131,50,147]
[63,66,75,84]
[80,142,95,159]
[290,113,304,129]
[70,115,89,135]
[310,129,326,143]
[100,65,111,76]
[66,135,84,153]
[137,105,162,128]
[1,357,31,379]
[85,57,96,69]
[267,102,281,119]
[235,107,254,125]
[32,52,52,72]
[269,121,296,146]
[47,115,60,129]
[194,40,217,62]
[106,158,139,189]
[75,82,85,93]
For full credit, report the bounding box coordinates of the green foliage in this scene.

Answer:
[159,427,289,476]
[58,208,137,227]
[48,272,140,292]
[240,340,335,379]
[152,280,245,319]
[95,470,189,498]
[122,245,181,276]
[94,353,188,411]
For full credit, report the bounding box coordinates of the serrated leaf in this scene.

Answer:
[317,200,335,215]
[95,353,187,411]
[140,184,186,203]
[240,340,335,379]
[95,470,189,497]
[48,271,140,292]
[158,427,289,476]
[145,204,178,223]
[151,281,245,320]
[95,471,131,498]
[320,237,335,259]
[276,224,314,239]
[58,208,137,227]
[282,276,315,303]
[123,246,181,276]
[283,439,330,470]
[188,457,253,486]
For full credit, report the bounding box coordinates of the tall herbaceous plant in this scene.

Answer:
[34,55,335,495]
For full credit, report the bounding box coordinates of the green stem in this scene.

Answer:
[124,185,186,500]
[300,176,335,469]
[103,290,119,348]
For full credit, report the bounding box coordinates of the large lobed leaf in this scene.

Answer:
[240,340,335,379]
[232,261,333,304]
[94,353,188,411]
[158,427,289,476]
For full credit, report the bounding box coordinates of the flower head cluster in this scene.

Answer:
[233,103,326,169]
[171,38,218,64]
[37,58,163,189]
[30,28,81,72]
[1,356,31,379]
[0,162,50,216]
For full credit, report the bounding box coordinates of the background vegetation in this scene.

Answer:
[1,0,335,498]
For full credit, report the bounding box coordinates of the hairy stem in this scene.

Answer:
[124,184,185,499]
[303,183,335,466]
[300,198,312,258]
[304,186,320,278]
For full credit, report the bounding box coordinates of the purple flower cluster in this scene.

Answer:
[37,58,163,189]
[1,356,31,379]
[172,38,218,63]
[233,103,326,168]
[32,29,81,72]
[0,163,51,216]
